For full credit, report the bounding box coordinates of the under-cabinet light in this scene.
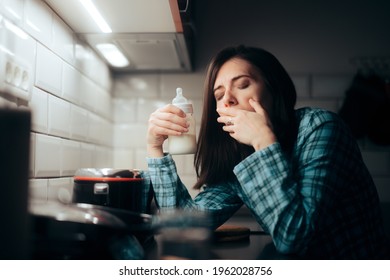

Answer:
[79,0,112,33]
[96,43,129,67]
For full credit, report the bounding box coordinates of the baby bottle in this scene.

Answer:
[168,87,196,155]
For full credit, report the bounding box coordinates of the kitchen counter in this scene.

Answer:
[28,202,390,260]
[144,214,290,260]
[144,232,282,260]
[144,203,390,260]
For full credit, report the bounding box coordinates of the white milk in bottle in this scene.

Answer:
[168,88,196,154]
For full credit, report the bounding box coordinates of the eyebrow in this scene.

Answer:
[213,74,252,92]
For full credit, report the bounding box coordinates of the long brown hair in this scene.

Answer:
[193,45,297,189]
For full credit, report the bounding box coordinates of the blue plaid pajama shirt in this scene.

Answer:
[144,107,388,259]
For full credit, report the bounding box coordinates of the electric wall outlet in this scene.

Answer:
[0,51,32,101]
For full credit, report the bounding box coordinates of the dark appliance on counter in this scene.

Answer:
[72,168,153,214]
[28,168,156,259]
[29,201,155,260]
[0,107,31,259]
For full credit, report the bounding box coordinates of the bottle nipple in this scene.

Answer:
[172,87,193,113]
[173,87,188,105]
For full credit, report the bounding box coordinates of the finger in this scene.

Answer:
[161,118,189,132]
[221,124,234,133]
[148,122,184,138]
[249,98,266,114]
[216,107,239,117]
[158,103,187,117]
[152,125,184,136]
[217,116,234,126]
[151,109,188,127]
[150,117,188,133]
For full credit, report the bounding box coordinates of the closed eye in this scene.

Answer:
[237,82,249,89]
[214,86,225,100]
[234,76,251,89]
[214,75,253,100]
[214,91,224,101]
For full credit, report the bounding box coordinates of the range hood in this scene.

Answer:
[44,0,193,73]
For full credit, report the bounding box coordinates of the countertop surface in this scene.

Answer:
[144,214,290,260]
[27,203,390,260]
[145,203,390,260]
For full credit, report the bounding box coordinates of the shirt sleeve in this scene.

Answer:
[233,111,348,254]
[147,154,243,227]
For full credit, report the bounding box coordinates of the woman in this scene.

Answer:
[145,45,388,259]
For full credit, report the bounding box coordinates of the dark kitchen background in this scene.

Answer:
[1,0,389,254]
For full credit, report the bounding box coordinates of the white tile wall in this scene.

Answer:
[51,15,74,65]
[295,98,340,113]
[88,112,112,146]
[35,43,62,96]
[34,133,61,177]
[80,142,94,168]
[62,63,81,104]
[135,150,148,170]
[95,86,112,120]
[0,11,36,101]
[24,0,53,47]
[112,98,137,123]
[136,98,170,122]
[2,21,36,65]
[48,94,70,137]
[0,0,389,206]
[114,148,136,170]
[113,124,138,149]
[291,75,310,97]
[78,74,96,112]
[312,74,353,98]
[0,0,24,25]
[0,1,112,203]
[70,104,88,141]
[160,73,205,99]
[29,178,48,201]
[29,86,48,133]
[113,74,160,98]
[47,177,72,203]
[29,132,35,177]
[94,145,113,168]
[61,139,81,177]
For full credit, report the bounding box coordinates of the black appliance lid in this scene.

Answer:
[74,168,143,182]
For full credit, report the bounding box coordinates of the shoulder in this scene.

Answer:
[295,107,341,127]
[295,107,350,143]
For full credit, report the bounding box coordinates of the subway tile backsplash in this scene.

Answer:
[35,43,63,96]
[1,0,24,25]
[70,104,88,141]
[0,0,112,202]
[0,0,389,204]
[29,178,48,201]
[48,94,70,138]
[23,0,53,46]
[311,74,353,98]
[34,133,62,178]
[30,87,48,133]
[61,139,81,177]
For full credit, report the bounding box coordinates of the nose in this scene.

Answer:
[222,89,237,107]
